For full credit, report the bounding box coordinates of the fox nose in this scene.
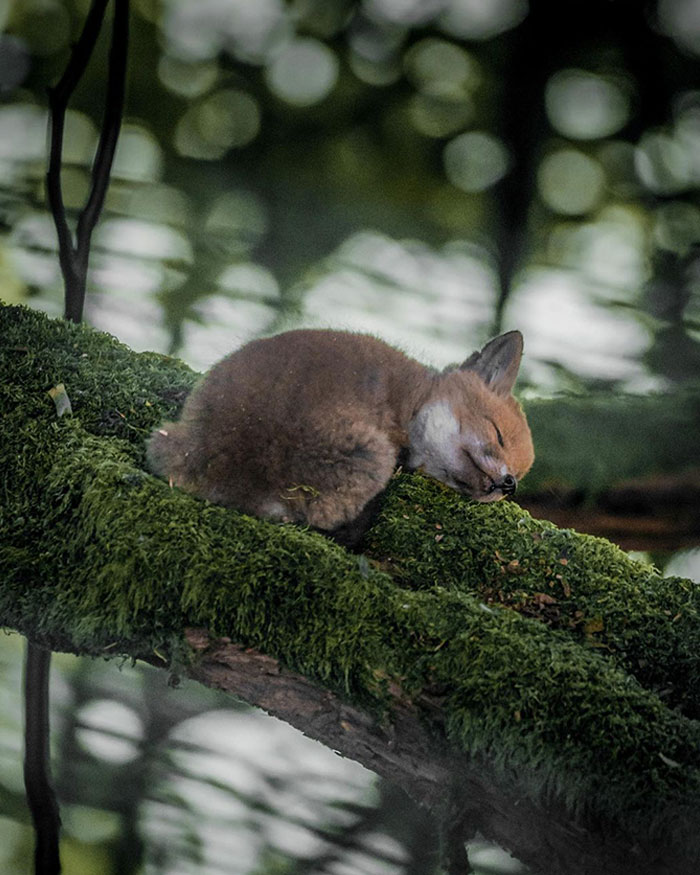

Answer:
[499,474,517,495]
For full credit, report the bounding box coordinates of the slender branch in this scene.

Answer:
[46,0,129,324]
[51,0,112,102]
[46,0,110,314]
[76,0,130,267]
[23,644,61,875]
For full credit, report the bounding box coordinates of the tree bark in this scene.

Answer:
[2,303,700,874]
[176,629,700,875]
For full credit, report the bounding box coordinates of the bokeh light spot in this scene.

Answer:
[349,51,403,86]
[634,131,694,195]
[443,131,510,192]
[507,269,651,386]
[409,88,474,138]
[200,89,260,148]
[405,40,479,137]
[62,110,99,166]
[546,69,630,140]
[162,0,289,64]
[95,218,193,263]
[538,149,605,215]
[59,167,90,210]
[438,0,528,41]
[348,16,405,85]
[158,55,219,98]
[61,805,122,844]
[364,0,447,27]
[0,103,46,163]
[76,700,143,765]
[127,184,190,227]
[218,262,279,300]
[112,125,163,182]
[404,38,478,91]
[297,231,497,366]
[182,293,278,371]
[206,191,269,254]
[175,90,261,158]
[653,202,700,255]
[549,207,648,292]
[265,38,339,106]
[658,0,700,57]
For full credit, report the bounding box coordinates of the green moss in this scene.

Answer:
[3,303,700,845]
[366,474,700,717]
[0,303,195,452]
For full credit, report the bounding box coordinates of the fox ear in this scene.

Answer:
[461,330,524,396]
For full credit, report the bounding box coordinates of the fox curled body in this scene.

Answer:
[147,330,534,545]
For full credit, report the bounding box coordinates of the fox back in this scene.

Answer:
[147,329,534,542]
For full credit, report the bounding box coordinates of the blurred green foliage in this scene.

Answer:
[1,0,699,383]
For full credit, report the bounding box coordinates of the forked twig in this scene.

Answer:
[46,0,130,323]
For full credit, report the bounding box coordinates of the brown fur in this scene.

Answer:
[435,369,535,493]
[147,329,534,539]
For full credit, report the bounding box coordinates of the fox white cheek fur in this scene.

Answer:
[407,399,461,478]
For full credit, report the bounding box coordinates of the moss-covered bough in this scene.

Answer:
[2,303,700,874]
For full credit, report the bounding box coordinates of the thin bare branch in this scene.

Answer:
[46,0,129,324]
[76,0,130,267]
[46,0,110,315]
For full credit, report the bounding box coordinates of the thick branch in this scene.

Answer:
[3,304,700,874]
[175,629,698,875]
[181,630,450,806]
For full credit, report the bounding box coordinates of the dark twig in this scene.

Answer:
[46,0,130,323]
[76,0,129,273]
[27,3,130,871]
[24,644,61,875]
[46,0,109,303]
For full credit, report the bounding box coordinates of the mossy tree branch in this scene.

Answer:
[3,303,700,874]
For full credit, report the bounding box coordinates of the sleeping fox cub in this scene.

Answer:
[147,329,534,543]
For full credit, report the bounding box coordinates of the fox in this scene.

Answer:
[146,329,534,545]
